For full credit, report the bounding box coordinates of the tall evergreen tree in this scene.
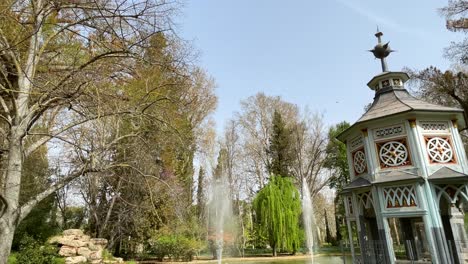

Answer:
[324,209,332,244]
[324,121,351,191]
[197,167,205,219]
[253,176,302,256]
[213,148,228,180]
[324,121,350,242]
[267,110,293,177]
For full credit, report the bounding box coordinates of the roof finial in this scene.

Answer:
[369,29,394,72]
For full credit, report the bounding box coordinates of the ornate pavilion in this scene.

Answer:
[339,32,468,264]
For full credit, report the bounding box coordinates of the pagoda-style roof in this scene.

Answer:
[336,31,466,142]
[342,177,371,191]
[428,167,468,182]
[357,87,464,124]
[337,81,466,142]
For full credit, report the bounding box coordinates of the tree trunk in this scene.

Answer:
[272,243,277,257]
[0,220,17,264]
[0,129,24,264]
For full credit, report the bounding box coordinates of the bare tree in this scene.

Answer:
[439,0,467,63]
[291,112,330,197]
[0,0,182,261]
[236,93,298,189]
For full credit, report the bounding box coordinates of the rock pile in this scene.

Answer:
[49,229,124,264]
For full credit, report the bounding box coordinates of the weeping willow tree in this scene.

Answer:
[253,175,302,256]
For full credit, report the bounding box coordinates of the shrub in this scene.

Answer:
[15,235,63,264]
[149,234,203,261]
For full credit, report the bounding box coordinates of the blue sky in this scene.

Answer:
[178,0,464,132]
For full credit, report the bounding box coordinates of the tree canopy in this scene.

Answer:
[267,110,294,178]
[324,121,351,192]
[253,175,302,256]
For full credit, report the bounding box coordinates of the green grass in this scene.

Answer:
[7,253,17,264]
[7,252,64,264]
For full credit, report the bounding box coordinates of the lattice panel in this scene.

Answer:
[376,138,412,168]
[420,121,449,133]
[350,136,363,150]
[352,148,367,175]
[392,78,402,86]
[357,192,373,210]
[425,136,456,164]
[374,124,405,139]
[383,185,417,208]
[434,184,468,204]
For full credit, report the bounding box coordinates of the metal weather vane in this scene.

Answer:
[369,29,394,72]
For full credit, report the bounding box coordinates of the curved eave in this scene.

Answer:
[337,109,466,142]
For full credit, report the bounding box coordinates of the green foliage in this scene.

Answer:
[13,196,59,249]
[197,166,206,219]
[324,121,351,191]
[13,145,59,249]
[323,121,350,243]
[213,148,228,180]
[149,234,203,261]
[253,176,302,255]
[102,249,113,260]
[7,254,17,264]
[14,236,63,264]
[267,110,294,177]
[62,206,86,229]
[147,218,205,261]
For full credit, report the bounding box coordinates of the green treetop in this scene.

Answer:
[267,110,294,177]
[324,121,351,192]
[253,175,302,256]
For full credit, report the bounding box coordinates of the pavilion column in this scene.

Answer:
[372,186,393,263]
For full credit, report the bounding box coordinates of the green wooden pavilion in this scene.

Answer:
[339,32,468,264]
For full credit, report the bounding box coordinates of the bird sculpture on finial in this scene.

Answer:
[369,28,394,72]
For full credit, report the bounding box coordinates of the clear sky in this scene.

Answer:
[178,0,464,132]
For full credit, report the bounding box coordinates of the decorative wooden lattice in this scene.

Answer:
[374,124,404,139]
[350,135,363,150]
[377,138,412,168]
[425,136,456,164]
[392,78,402,86]
[357,191,373,210]
[434,184,468,204]
[383,185,417,208]
[420,121,449,132]
[352,149,367,175]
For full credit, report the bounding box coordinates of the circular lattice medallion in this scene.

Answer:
[426,137,453,163]
[353,150,367,174]
[379,141,408,167]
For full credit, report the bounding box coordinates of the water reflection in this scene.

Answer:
[215,255,351,264]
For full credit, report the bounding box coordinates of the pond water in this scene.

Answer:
[217,255,351,264]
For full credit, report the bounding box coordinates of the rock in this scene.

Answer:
[65,256,87,264]
[102,257,124,264]
[88,242,100,251]
[77,247,92,258]
[81,235,91,242]
[90,260,101,264]
[63,229,84,236]
[59,246,77,257]
[61,237,88,248]
[90,238,108,246]
[89,249,103,260]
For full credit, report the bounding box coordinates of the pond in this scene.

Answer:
[206,255,352,264]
